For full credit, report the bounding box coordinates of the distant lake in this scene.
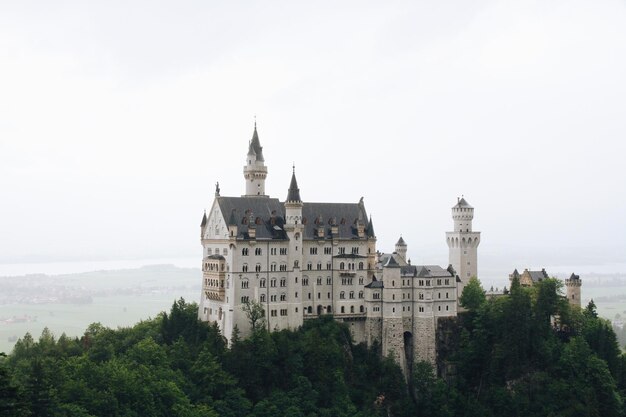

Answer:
[0,257,199,277]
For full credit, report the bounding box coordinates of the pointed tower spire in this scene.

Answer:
[243,121,268,196]
[367,215,375,238]
[286,165,302,202]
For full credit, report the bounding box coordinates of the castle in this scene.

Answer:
[509,268,582,308]
[198,124,479,371]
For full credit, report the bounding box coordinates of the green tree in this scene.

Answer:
[460,276,486,311]
[242,299,266,332]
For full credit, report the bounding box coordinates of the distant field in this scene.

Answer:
[0,265,200,354]
[583,286,626,321]
[2,265,624,354]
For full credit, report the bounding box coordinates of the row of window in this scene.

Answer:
[203,262,225,272]
[417,279,450,287]
[204,278,224,288]
[301,277,364,286]
[239,246,372,257]
[258,278,289,288]
[303,261,367,271]
[242,247,288,256]
[259,293,292,302]
[242,263,288,272]
[308,246,360,255]
[207,248,228,256]
[269,309,291,317]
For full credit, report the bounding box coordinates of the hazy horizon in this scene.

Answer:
[2,1,625,274]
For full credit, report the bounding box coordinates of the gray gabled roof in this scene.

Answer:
[527,269,549,283]
[413,265,455,278]
[215,196,370,241]
[365,276,384,289]
[384,256,400,268]
[396,236,406,246]
[216,196,287,240]
[301,202,368,240]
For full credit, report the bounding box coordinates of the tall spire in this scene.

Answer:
[286,165,302,202]
[367,215,375,238]
[248,122,264,162]
[243,121,268,196]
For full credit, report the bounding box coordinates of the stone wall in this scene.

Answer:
[365,316,382,346]
[341,318,367,344]
[383,317,406,373]
[414,316,436,365]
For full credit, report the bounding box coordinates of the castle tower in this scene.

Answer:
[565,273,582,308]
[446,197,480,303]
[243,123,268,196]
[395,237,407,262]
[380,256,407,373]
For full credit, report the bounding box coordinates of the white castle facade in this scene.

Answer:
[198,125,480,371]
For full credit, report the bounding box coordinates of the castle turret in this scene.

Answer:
[446,197,480,305]
[395,237,407,262]
[284,166,303,226]
[284,165,304,285]
[565,273,582,308]
[243,123,268,196]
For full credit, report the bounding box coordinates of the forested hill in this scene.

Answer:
[2,277,626,417]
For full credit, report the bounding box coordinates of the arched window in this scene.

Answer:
[358,291,364,299]
[349,291,354,299]
[350,306,354,313]
[260,279,266,288]
[242,248,249,256]
[340,291,345,299]
[358,262,364,270]
[340,262,345,270]
[360,305,364,313]
[260,294,266,302]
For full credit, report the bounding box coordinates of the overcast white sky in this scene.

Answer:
[1,1,625,280]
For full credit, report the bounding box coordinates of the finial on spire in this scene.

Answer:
[254,114,257,130]
[292,163,295,174]
[215,181,220,196]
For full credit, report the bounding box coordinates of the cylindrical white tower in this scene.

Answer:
[446,197,480,304]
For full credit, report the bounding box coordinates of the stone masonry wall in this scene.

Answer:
[414,316,436,366]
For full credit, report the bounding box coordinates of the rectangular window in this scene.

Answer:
[324,247,332,255]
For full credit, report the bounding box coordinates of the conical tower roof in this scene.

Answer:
[247,124,264,161]
[367,216,375,238]
[286,167,302,202]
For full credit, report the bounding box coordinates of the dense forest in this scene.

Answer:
[1,276,625,417]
